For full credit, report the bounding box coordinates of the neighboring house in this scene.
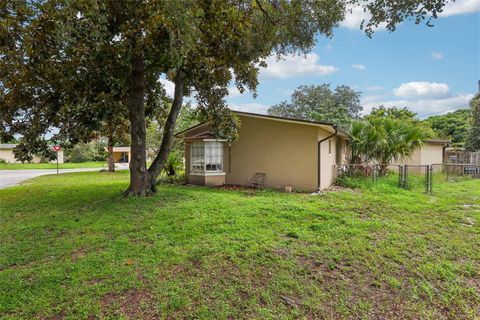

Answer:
[396,139,450,166]
[0,144,64,164]
[176,111,349,192]
[112,146,131,163]
[111,147,152,164]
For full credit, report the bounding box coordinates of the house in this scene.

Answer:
[397,139,450,166]
[177,111,349,192]
[111,146,131,163]
[0,144,64,164]
[110,147,153,164]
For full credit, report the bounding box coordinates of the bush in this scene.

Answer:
[156,172,185,185]
[0,158,7,164]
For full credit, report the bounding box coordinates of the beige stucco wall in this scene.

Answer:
[225,115,320,191]
[420,144,444,165]
[188,174,226,186]
[401,147,422,165]
[318,132,340,190]
[183,115,344,192]
[0,149,17,163]
[396,143,444,165]
[0,148,64,164]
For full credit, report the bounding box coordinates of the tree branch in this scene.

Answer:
[254,0,276,24]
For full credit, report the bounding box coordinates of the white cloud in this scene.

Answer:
[260,53,338,79]
[340,5,388,30]
[431,52,444,60]
[227,86,250,98]
[340,5,371,29]
[440,0,480,16]
[229,103,270,114]
[364,85,384,91]
[352,64,366,70]
[393,81,450,99]
[159,78,175,98]
[362,93,474,117]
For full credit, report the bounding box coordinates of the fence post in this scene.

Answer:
[404,165,408,189]
[429,165,434,194]
[398,165,403,188]
[425,165,430,194]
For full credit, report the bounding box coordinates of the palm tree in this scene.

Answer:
[348,118,427,175]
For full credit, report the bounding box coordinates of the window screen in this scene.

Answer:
[191,142,205,172]
[190,141,223,172]
[205,142,223,171]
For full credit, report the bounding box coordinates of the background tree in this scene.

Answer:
[268,84,361,128]
[422,109,471,147]
[366,106,417,121]
[64,140,108,163]
[1,0,452,197]
[465,94,480,151]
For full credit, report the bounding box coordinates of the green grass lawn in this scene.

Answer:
[0,161,107,170]
[0,172,479,319]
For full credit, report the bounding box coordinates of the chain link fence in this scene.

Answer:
[334,164,402,188]
[399,165,430,193]
[430,163,480,193]
[335,163,479,194]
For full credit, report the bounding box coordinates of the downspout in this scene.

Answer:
[442,143,450,163]
[317,126,338,192]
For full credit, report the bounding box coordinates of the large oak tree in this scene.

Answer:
[0,0,450,196]
[268,84,362,128]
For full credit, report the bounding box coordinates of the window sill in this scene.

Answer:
[190,172,226,176]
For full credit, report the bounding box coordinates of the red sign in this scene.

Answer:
[52,145,61,152]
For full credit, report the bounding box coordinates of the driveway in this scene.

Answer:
[0,168,104,189]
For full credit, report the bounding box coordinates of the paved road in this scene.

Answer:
[0,168,104,189]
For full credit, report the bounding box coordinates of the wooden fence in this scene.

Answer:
[445,150,480,165]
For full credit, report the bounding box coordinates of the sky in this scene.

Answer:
[164,0,480,119]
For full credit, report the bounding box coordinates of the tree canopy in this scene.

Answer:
[0,0,452,196]
[422,109,471,147]
[366,106,417,121]
[268,84,362,128]
[366,105,436,138]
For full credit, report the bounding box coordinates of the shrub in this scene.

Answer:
[156,172,185,185]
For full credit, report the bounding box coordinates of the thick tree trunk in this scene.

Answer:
[107,132,115,172]
[123,53,153,196]
[107,146,115,172]
[148,71,185,184]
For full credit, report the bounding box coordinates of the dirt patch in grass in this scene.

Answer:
[156,256,275,317]
[40,309,66,320]
[70,248,87,262]
[296,255,420,319]
[100,288,158,319]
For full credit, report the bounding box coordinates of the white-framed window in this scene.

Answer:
[190,141,223,173]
